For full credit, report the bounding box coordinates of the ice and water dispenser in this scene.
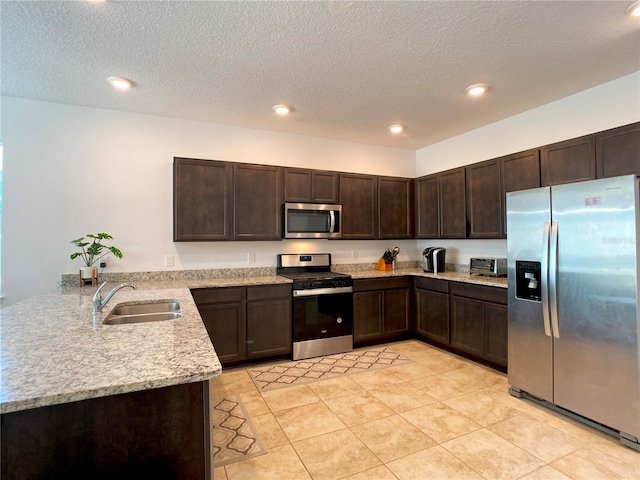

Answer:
[515,261,542,301]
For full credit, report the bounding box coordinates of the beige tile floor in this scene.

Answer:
[211,340,640,480]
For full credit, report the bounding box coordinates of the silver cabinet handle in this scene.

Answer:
[541,222,552,337]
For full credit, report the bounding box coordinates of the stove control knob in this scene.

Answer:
[336,317,343,324]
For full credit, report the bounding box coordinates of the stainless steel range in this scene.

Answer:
[277,253,353,361]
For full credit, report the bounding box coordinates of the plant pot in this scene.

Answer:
[80,266,97,280]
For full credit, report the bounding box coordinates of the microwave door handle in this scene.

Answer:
[328,210,335,233]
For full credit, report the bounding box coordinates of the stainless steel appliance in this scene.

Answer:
[283,203,342,239]
[470,257,507,277]
[277,253,353,360]
[422,247,446,273]
[506,174,640,451]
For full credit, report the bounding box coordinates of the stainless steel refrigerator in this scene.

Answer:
[506,174,640,451]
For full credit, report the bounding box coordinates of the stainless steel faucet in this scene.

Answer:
[92,281,136,314]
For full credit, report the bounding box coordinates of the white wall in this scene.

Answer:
[0,97,415,305]
[416,71,640,264]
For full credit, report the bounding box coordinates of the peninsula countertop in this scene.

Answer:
[0,285,227,414]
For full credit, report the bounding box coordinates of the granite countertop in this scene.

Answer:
[346,268,508,288]
[1,269,504,414]
[0,285,226,414]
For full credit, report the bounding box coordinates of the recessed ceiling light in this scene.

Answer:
[388,124,405,134]
[466,84,489,97]
[272,104,291,116]
[626,1,640,16]
[108,77,134,90]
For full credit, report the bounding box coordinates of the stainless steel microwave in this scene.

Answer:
[283,203,342,239]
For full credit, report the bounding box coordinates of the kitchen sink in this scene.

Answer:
[103,300,182,325]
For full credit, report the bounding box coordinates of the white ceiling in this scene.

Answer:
[2,1,639,150]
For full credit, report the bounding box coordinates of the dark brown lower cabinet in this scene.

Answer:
[1,381,211,480]
[414,278,507,371]
[246,285,292,359]
[354,277,411,345]
[192,284,291,367]
[450,282,508,369]
[415,277,450,344]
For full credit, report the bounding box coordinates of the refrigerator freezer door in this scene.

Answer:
[551,175,640,438]
[507,186,554,402]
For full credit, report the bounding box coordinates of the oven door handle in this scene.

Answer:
[293,286,353,297]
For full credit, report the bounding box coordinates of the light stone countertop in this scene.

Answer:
[0,269,504,414]
[347,268,508,288]
[0,285,227,414]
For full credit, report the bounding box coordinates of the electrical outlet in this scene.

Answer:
[165,255,175,267]
[247,253,256,263]
[99,261,107,268]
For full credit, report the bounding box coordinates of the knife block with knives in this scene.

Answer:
[375,247,399,271]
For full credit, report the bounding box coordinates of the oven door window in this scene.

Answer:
[293,292,353,342]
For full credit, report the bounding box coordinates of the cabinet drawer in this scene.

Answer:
[191,287,243,305]
[247,284,291,301]
[414,277,449,294]
[450,283,507,305]
[354,277,411,292]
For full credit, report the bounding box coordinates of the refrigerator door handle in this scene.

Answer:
[549,220,560,338]
[541,222,552,337]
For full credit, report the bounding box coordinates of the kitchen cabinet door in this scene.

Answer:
[246,298,291,359]
[484,302,508,368]
[378,176,414,239]
[198,303,246,364]
[501,149,541,236]
[353,291,384,341]
[541,134,596,186]
[439,168,467,238]
[340,173,378,239]
[383,288,411,335]
[596,122,640,178]
[415,175,439,238]
[283,168,312,203]
[466,159,502,239]
[415,287,449,344]
[450,295,484,357]
[312,170,340,204]
[173,157,232,241]
[246,285,292,360]
[234,163,282,240]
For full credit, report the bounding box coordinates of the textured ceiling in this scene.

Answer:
[1,1,639,149]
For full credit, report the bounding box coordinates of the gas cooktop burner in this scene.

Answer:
[276,253,352,289]
[279,271,351,281]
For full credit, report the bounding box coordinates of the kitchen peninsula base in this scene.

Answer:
[1,380,212,480]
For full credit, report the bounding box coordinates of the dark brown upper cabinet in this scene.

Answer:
[340,173,378,239]
[283,168,340,204]
[283,168,312,203]
[173,157,232,241]
[415,168,466,239]
[500,148,541,237]
[233,163,282,241]
[541,134,596,186]
[378,176,414,239]
[439,167,467,238]
[596,122,640,179]
[312,170,340,203]
[466,159,502,239]
[415,175,439,238]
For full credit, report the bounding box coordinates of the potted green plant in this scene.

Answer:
[70,233,123,279]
